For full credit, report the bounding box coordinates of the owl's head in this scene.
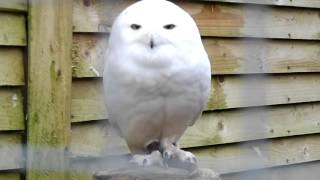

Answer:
[109,0,202,58]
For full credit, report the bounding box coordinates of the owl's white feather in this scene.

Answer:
[103,0,211,154]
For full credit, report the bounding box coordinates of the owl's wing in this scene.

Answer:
[188,55,211,126]
[188,78,211,126]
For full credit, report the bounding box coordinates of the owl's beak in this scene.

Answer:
[150,38,154,49]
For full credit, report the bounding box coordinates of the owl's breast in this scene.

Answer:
[107,44,210,103]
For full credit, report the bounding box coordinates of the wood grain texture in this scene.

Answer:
[0,0,27,12]
[222,161,320,180]
[71,79,107,122]
[71,161,320,180]
[73,0,320,40]
[204,38,320,74]
[71,34,320,77]
[181,2,320,39]
[70,121,129,158]
[207,74,320,110]
[0,12,26,46]
[27,0,73,179]
[0,88,24,131]
[0,48,25,86]
[72,34,107,78]
[93,167,220,180]
[0,133,23,171]
[71,74,320,122]
[192,134,320,174]
[70,134,320,175]
[199,0,320,8]
[0,172,20,180]
[181,102,320,148]
[69,102,320,157]
[73,0,132,33]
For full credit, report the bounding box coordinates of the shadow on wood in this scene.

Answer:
[93,166,220,180]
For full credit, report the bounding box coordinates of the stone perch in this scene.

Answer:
[93,166,221,180]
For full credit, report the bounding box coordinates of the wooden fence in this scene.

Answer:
[0,0,26,179]
[0,0,320,179]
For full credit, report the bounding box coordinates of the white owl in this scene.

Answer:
[103,0,211,168]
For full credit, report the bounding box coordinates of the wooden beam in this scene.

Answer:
[0,0,27,12]
[72,0,320,40]
[0,88,24,131]
[0,12,26,46]
[72,34,320,77]
[0,48,25,86]
[198,0,320,8]
[93,167,220,180]
[27,0,73,179]
[0,133,23,171]
[71,161,320,180]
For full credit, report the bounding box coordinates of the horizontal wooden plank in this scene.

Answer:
[0,12,26,46]
[70,121,129,158]
[183,2,320,39]
[69,102,320,157]
[204,38,320,74]
[0,133,23,170]
[0,172,20,180]
[200,0,320,8]
[70,134,320,175]
[72,34,107,78]
[73,0,320,40]
[0,48,25,86]
[0,0,27,12]
[0,88,24,131]
[71,79,107,122]
[180,102,320,148]
[70,154,132,180]
[222,161,320,180]
[71,74,320,122]
[192,134,320,174]
[207,74,320,110]
[72,33,320,77]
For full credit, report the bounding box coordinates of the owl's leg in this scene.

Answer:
[161,139,197,171]
[130,141,164,167]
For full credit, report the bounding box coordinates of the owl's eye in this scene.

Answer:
[163,24,176,30]
[130,24,141,30]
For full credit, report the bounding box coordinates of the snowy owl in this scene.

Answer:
[103,0,211,168]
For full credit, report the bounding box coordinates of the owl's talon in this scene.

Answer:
[130,151,164,167]
[161,142,198,171]
[142,159,148,167]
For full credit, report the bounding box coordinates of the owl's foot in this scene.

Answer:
[130,150,164,167]
[162,143,198,171]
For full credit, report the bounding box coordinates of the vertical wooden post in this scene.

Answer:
[27,0,73,179]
